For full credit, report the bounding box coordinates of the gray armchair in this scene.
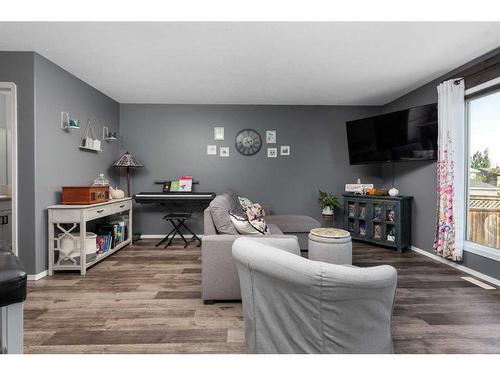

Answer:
[232,237,398,354]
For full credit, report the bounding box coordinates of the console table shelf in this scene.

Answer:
[342,193,412,252]
[48,198,133,276]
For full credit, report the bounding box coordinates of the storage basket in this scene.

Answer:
[57,232,98,265]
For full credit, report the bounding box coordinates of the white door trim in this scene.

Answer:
[0,82,18,256]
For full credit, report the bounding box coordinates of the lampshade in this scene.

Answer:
[113,151,143,168]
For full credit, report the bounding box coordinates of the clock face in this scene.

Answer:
[235,129,262,156]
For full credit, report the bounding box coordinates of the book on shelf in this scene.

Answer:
[386,209,396,222]
[170,180,180,192]
[96,222,128,253]
[359,221,366,235]
[178,176,193,192]
[347,203,355,217]
[359,205,366,219]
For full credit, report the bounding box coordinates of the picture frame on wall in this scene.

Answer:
[266,130,276,144]
[280,145,290,156]
[207,145,217,155]
[220,146,230,157]
[214,127,225,140]
[267,147,277,158]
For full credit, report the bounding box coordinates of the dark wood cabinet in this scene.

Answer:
[342,193,413,252]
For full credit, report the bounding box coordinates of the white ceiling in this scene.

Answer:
[1,22,499,105]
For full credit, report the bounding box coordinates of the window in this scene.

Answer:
[465,86,500,258]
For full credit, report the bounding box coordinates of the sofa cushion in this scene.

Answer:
[229,212,262,235]
[267,224,283,235]
[230,211,271,235]
[266,215,320,234]
[209,193,238,235]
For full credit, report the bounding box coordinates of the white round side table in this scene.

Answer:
[308,228,352,265]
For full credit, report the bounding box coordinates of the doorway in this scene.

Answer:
[0,83,18,256]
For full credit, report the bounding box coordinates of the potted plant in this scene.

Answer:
[318,190,342,216]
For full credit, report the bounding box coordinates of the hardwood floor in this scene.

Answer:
[24,239,500,354]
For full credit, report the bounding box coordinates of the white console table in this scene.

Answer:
[48,198,132,276]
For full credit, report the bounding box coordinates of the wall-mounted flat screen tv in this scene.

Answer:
[346,103,438,165]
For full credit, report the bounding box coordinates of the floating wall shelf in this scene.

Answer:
[61,112,80,130]
[103,126,117,141]
[78,146,102,152]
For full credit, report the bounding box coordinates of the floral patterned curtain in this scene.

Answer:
[434,79,465,261]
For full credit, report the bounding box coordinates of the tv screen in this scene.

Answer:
[346,103,438,165]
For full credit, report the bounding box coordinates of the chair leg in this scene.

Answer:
[155,225,176,247]
[164,220,184,248]
[179,221,202,247]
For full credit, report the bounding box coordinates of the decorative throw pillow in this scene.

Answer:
[248,217,270,235]
[245,203,266,220]
[229,212,262,235]
[229,211,270,235]
[238,196,254,212]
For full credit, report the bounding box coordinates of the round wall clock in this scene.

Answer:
[235,129,262,156]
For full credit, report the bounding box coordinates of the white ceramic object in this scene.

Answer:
[388,187,399,197]
[322,206,334,215]
[110,186,125,199]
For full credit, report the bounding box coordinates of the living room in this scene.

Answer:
[1,1,500,372]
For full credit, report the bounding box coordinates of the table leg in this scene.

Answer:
[80,211,87,276]
[48,210,54,276]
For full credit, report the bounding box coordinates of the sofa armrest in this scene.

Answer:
[201,234,299,301]
[235,236,301,256]
[202,234,299,253]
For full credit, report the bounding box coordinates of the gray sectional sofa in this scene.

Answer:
[201,191,320,303]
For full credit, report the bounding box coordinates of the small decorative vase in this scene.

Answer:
[322,206,334,215]
[388,187,399,197]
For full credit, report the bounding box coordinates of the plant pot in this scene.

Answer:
[322,206,334,215]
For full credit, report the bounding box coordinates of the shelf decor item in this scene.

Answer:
[112,151,144,197]
[93,173,109,186]
[110,186,125,199]
[61,186,110,205]
[103,126,117,141]
[61,112,80,130]
[79,119,101,151]
[318,190,342,216]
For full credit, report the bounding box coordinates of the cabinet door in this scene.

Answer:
[384,204,396,243]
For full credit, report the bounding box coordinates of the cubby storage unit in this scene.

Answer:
[343,193,412,252]
[48,198,132,275]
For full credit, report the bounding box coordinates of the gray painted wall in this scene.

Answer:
[380,47,500,279]
[33,53,120,274]
[120,104,383,235]
[0,51,36,273]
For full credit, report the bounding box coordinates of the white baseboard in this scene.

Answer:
[411,246,500,287]
[140,234,204,239]
[28,270,47,281]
